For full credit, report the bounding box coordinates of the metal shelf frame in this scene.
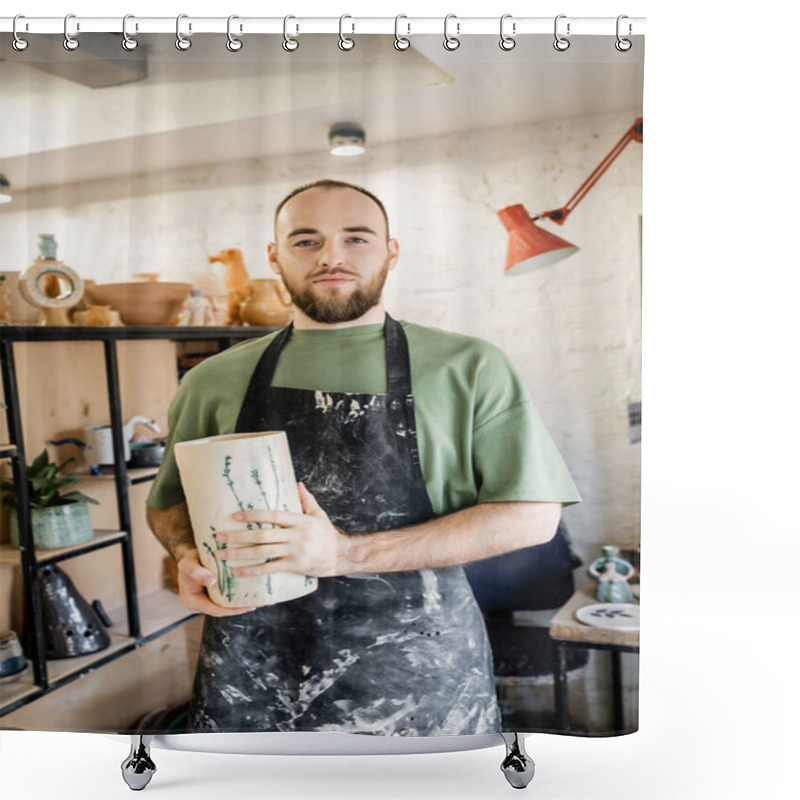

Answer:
[0,324,278,717]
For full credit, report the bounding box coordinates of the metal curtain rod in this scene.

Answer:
[0,16,646,36]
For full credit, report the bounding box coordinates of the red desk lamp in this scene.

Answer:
[498,118,643,274]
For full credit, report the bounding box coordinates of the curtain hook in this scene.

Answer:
[615,15,632,52]
[121,14,138,51]
[394,15,410,51]
[12,15,29,51]
[499,14,516,51]
[175,14,192,51]
[283,15,299,51]
[553,14,570,51]
[63,13,80,51]
[443,14,460,51]
[227,15,243,51]
[339,15,355,50]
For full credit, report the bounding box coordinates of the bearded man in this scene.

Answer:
[146,178,580,735]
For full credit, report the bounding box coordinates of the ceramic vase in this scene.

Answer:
[34,564,111,658]
[174,431,317,608]
[0,271,39,324]
[10,501,94,549]
[239,278,293,326]
[587,545,635,603]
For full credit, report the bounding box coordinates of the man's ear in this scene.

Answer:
[267,243,281,276]
[387,238,400,271]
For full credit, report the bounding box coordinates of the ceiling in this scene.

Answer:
[0,33,643,192]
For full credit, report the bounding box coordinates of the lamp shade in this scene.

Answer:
[497,204,579,274]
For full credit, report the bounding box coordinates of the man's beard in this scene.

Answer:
[277,258,391,324]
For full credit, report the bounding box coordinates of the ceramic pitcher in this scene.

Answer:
[239,278,293,327]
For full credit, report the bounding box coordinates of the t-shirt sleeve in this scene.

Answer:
[470,345,581,506]
[472,399,581,506]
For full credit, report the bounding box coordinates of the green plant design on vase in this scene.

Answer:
[222,454,256,530]
[204,532,235,604]
[266,446,284,511]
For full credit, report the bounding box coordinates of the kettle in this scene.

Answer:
[51,415,161,468]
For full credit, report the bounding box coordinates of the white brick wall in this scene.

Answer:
[0,110,642,562]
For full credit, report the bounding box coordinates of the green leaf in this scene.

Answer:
[55,456,76,473]
[60,491,99,506]
[29,449,50,475]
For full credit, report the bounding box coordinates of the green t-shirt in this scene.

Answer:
[146,320,581,515]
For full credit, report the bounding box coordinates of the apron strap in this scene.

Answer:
[383,314,412,396]
[240,313,412,407]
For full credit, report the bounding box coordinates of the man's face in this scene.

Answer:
[268,187,399,325]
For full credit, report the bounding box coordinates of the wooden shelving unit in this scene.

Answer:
[0,324,277,718]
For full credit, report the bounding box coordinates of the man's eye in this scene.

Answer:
[349,237,367,244]
[295,240,317,247]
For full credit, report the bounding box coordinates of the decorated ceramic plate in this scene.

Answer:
[575,603,640,631]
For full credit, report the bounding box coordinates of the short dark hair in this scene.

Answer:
[273,179,390,239]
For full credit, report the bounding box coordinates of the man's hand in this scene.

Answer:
[213,482,351,578]
[209,483,561,578]
[176,548,257,617]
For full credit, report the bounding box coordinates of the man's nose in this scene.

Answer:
[318,241,346,267]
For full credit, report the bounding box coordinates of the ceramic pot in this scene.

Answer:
[0,271,39,324]
[0,630,27,678]
[128,441,165,468]
[10,501,94,550]
[239,278,293,327]
[174,431,317,608]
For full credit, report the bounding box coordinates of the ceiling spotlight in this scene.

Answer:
[0,174,12,204]
[328,122,366,156]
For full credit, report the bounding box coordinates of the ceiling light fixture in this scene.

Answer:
[328,122,366,157]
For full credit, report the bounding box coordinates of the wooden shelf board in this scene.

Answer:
[0,636,135,715]
[0,667,42,711]
[0,529,127,565]
[46,635,136,685]
[0,590,195,717]
[107,587,195,640]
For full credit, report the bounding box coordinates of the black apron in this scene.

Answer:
[189,315,500,736]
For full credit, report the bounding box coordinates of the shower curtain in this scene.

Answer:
[0,18,644,743]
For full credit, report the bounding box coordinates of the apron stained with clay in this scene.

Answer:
[189,315,501,736]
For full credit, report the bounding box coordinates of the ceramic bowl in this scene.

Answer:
[84,282,192,326]
[128,441,165,468]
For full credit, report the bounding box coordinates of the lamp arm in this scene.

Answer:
[537,118,643,225]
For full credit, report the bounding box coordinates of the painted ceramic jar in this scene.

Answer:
[174,431,317,608]
[587,545,635,603]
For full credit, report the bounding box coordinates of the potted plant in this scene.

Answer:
[1,449,99,549]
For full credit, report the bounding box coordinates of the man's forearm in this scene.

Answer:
[340,501,561,575]
[146,502,196,562]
